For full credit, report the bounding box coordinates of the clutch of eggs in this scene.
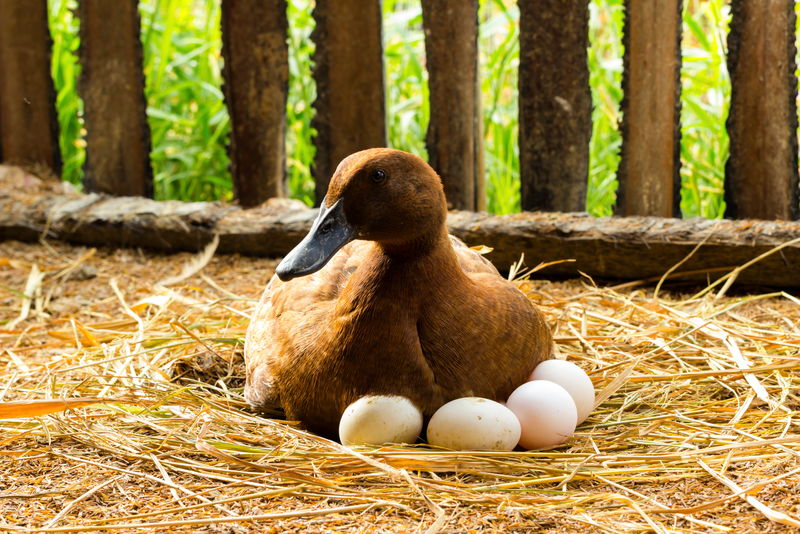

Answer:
[338,360,594,451]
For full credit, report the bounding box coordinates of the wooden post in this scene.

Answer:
[0,0,61,175]
[518,0,592,212]
[421,0,483,211]
[725,0,798,220]
[311,0,386,205]
[616,0,682,218]
[221,0,288,207]
[78,0,153,197]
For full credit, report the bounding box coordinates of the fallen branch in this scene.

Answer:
[3,178,800,287]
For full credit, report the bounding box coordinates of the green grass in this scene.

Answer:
[383,0,429,161]
[480,0,520,215]
[47,0,84,186]
[587,0,624,217]
[48,0,733,217]
[285,1,317,206]
[679,0,730,219]
[138,0,231,202]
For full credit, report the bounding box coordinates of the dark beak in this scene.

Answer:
[275,198,356,281]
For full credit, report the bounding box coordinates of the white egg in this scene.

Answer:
[339,395,423,446]
[530,359,595,423]
[427,397,521,451]
[506,380,577,450]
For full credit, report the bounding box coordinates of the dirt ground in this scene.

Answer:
[1,238,800,533]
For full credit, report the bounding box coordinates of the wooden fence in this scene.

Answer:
[1,0,798,217]
[1,0,800,288]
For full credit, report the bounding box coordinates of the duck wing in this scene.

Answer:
[244,239,372,411]
[448,235,500,275]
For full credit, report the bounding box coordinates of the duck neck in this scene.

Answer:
[373,226,468,290]
[378,225,450,262]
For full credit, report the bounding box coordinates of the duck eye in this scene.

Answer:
[371,169,387,184]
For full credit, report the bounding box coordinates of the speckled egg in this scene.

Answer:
[426,397,521,451]
[339,395,423,446]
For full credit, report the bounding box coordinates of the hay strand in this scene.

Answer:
[0,398,112,418]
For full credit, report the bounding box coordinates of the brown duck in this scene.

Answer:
[244,148,552,438]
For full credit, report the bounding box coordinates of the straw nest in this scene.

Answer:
[1,238,799,533]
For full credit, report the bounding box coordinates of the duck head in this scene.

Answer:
[276,148,447,281]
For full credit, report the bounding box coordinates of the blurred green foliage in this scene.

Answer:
[48,0,732,217]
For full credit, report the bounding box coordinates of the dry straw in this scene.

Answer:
[1,240,799,533]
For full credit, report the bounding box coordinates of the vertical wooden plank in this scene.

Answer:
[311,0,386,205]
[221,0,288,207]
[421,0,483,211]
[616,0,682,218]
[78,0,153,197]
[518,0,591,212]
[0,0,61,174]
[725,0,798,220]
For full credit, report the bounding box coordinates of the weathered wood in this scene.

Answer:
[617,0,682,217]
[0,0,61,174]
[4,173,800,288]
[78,0,153,197]
[311,0,386,205]
[421,0,483,211]
[725,0,798,220]
[221,0,288,207]
[518,0,592,212]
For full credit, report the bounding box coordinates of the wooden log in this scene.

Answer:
[77,0,153,197]
[725,0,798,220]
[221,0,288,207]
[0,0,61,174]
[4,174,800,288]
[518,0,592,212]
[311,0,386,205]
[421,0,483,211]
[616,0,682,218]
